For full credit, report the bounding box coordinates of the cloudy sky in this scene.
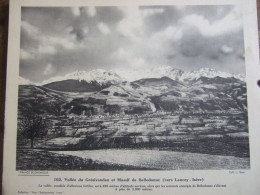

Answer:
[20,5,245,82]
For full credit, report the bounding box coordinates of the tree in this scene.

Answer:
[19,114,48,148]
[164,127,172,143]
[147,132,155,147]
[128,132,142,147]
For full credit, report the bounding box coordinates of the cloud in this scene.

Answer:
[43,63,54,75]
[38,45,57,55]
[141,8,164,17]
[180,7,242,37]
[46,36,76,50]
[69,25,89,41]
[21,21,40,39]
[151,26,182,42]
[216,7,226,16]
[131,57,146,68]
[72,7,80,16]
[83,27,89,35]
[98,22,110,35]
[86,6,96,17]
[114,7,183,69]
[177,31,201,57]
[117,7,144,39]
[112,48,130,59]
[20,6,246,82]
[175,5,186,11]
[221,45,234,54]
[112,47,147,69]
[20,49,33,60]
[21,21,79,60]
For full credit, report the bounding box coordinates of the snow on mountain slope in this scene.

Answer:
[19,76,35,85]
[20,66,245,89]
[116,66,244,82]
[18,68,247,116]
[116,66,184,81]
[151,66,184,81]
[40,69,123,85]
[181,68,245,81]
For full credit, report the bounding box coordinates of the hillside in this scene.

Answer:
[43,79,111,92]
[18,85,67,116]
[41,69,123,92]
[18,67,247,116]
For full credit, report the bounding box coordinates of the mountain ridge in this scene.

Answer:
[19,66,245,87]
[40,69,123,86]
[18,73,247,116]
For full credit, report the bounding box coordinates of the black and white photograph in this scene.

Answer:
[16,5,250,170]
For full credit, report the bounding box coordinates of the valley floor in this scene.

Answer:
[16,148,250,170]
[16,149,153,170]
[16,112,250,170]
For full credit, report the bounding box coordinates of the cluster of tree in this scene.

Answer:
[18,113,48,148]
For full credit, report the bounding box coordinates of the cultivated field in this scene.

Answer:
[16,111,249,170]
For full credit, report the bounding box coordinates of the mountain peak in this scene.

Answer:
[116,66,184,81]
[198,67,217,72]
[181,67,245,81]
[20,66,245,87]
[19,76,35,85]
[40,69,123,86]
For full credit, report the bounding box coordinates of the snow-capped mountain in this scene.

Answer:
[40,69,123,86]
[18,66,247,116]
[20,67,245,89]
[115,66,245,82]
[152,66,184,81]
[19,76,35,85]
[116,66,184,81]
[181,68,245,81]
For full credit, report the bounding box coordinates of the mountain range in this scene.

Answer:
[18,66,247,116]
[19,66,245,86]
